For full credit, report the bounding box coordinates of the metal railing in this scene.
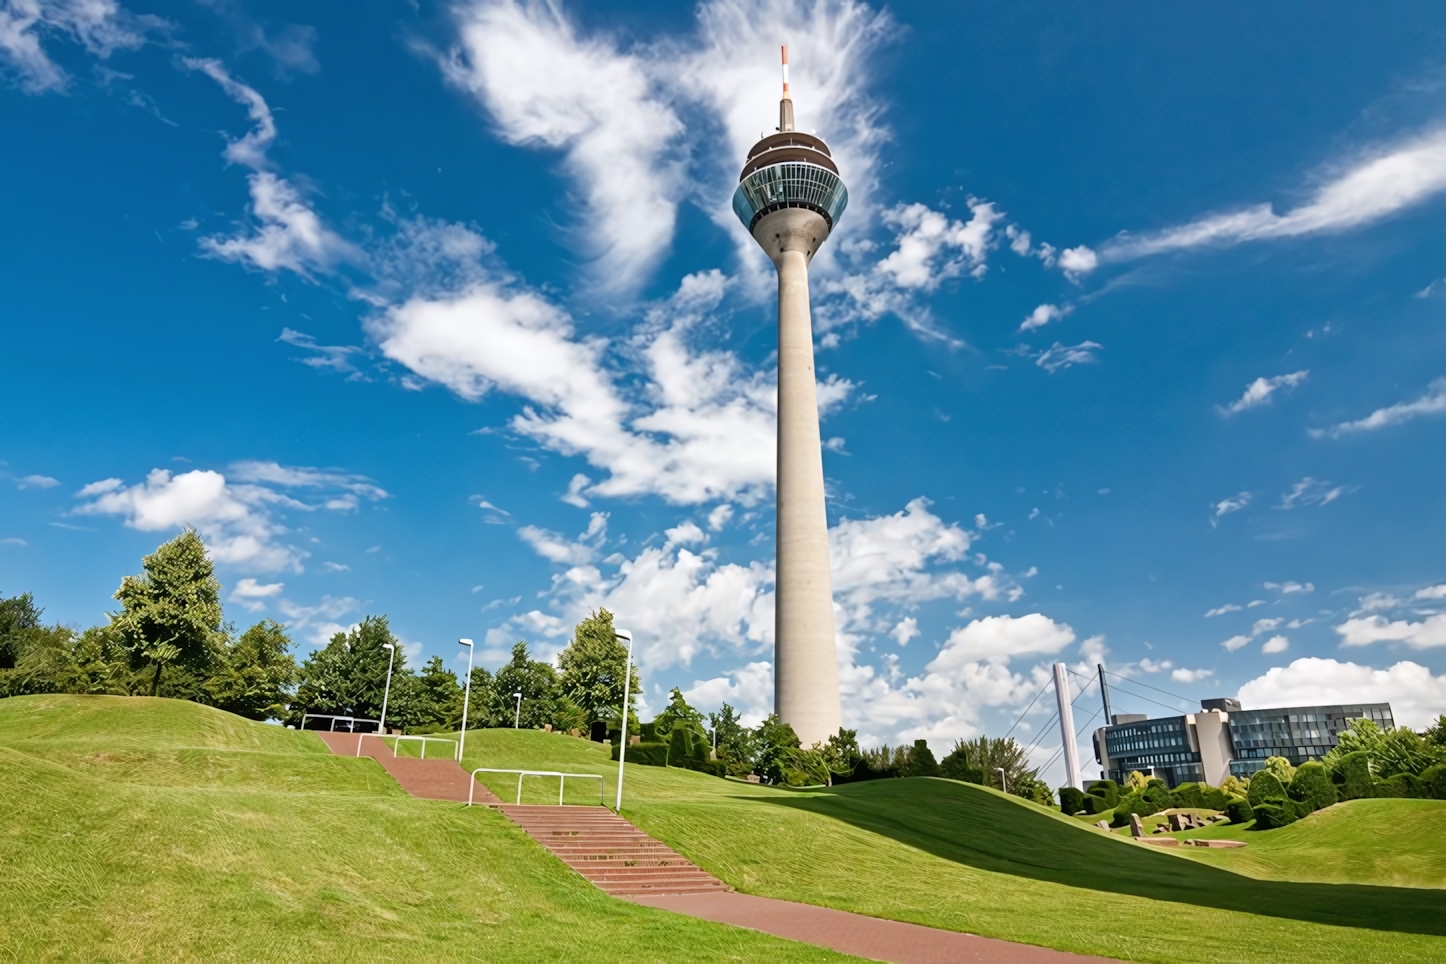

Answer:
[468,768,605,807]
[299,713,381,733]
[387,735,457,760]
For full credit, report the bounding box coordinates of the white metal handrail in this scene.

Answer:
[388,735,458,760]
[468,768,605,807]
[299,713,381,733]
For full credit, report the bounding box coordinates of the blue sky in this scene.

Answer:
[3,0,1446,780]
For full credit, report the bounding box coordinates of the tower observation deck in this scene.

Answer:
[733,48,846,748]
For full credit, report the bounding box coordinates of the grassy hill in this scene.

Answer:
[7,697,1445,964]
[0,696,851,964]
[453,723,1446,964]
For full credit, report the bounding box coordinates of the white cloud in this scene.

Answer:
[1238,657,1446,729]
[1138,657,1174,674]
[0,0,165,94]
[1104,128,1446,261]
[889,616,919,647]
[1218,371,1308,416]
[277,594,361,645]
[1416,584,1446,601]
[706,504,734,532]
[1211,491,1251,526]
[441,0,683,293]
[1,537,26,546]
[71,463,382,573]
[1035,341,1102,374]
[277,328,363,374]
[1336,614,1446,650]
[1279,476,1347,510]
[1221,635,1250,652]
[1265,580,1314,594]
[1252,617,1283,636]
[1018,303,1069,333]
[320,561,350,572]
[934,614,1074,664]
[1261,635,1290,655]
[665,521,707,547]
[1310,378,1446,438]
[518,512,609,566]
[1056,246,1098,280]
[1171,667,1214,684]
[184,58,359,278]
[228,577,284,612]
[1204,604,1241,618]
[15,474,60,489]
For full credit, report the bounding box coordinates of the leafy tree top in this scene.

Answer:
[109,530,226,692]
[557,609,638,724]
[653,687,705,736]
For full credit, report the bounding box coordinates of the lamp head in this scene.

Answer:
[614,629,632,643]
[514,691,523,698]
[383,643,394,650]
[458,638,474,648]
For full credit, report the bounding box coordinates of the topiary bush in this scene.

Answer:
[1202,786,1228,811]
[1374,773,1411,798]
[1419,763,1446,800]
[612,741,669,766]
[1059,786,1087,816]
[1086,779,1121,809]
[1224,798,1254,825]
[1287,761,1338,815]
[1253,799,1298,830]
[1140,782,1173,814]
[1171,782,1205,809]
[1247,769,1288,808]
[1332,750,1375,800]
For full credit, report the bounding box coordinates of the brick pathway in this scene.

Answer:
[313,731,501,803]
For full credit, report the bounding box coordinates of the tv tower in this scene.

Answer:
[732,47,849,747]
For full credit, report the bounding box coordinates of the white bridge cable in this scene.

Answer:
[1001,677,1054,741]
[1038,705,1104,779]
[1070,668,1192,717]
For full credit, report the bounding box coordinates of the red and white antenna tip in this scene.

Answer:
[780,44,790,94]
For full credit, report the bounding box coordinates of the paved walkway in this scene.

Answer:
[635,892,1117,964]
[312,730,1114,963]
[313,731,501,803]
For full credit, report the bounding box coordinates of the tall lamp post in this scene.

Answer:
[458,639,474,763]
[513,691,523,729]
[996,767,1008,794]
[613,629,634,812]
[378,642,396,736]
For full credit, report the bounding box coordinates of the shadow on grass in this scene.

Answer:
[760,777,1444,937]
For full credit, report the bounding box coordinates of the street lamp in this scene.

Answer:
[379,643,396,736]
[513,691,523,729]
[996,767,1008,794]
[458,639,475,763]
[613,628,634,812]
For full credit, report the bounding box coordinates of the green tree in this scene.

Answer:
[708,703,756,775]
[406,656,464,731]
[290,616,404,725]
[753,713,801,784]
[109,531,226,695]
[0,592,43,670]
[653,687,705,737]
[205,620,298,721]
[1425,715,1446,749]
[493,641,558,729]
[556,609,638,728]
[903,738,941,777]
[942,735,1037,795]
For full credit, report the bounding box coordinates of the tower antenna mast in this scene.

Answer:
[779,45,794,132]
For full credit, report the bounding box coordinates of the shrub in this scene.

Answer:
[1253,799,1298,830]
[1288,761,1338,815]
[1374,774,1411,798]
[1111,787,1168,826]
[1059,786,1087,815]
[1263,756,1297,786]
[1224,798,1254,825]
[1247,769,1288,808]
[939,751,984,784]
[904,739,941,777]
[1202,786,1228,811]
[1171,782,1204,810]
[612,742,669,766]
[1332,750,1375,800]
[1419,763,1446,800]
[1140,782,1172,814]
[1085,779,1120,812]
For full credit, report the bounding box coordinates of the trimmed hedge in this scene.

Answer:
[613,741,669,766]
[1332,750,1374,801]
[1420,763,1446,800]
[1171,782,1204,810]
[1253,799,1298,830]
[1288,761,1338,815]
[1375,773,1411,798]
[1224,798,1254,825]
[1086,779,1120,810]
[1059,786,1087,816]
[1202,786,1228,810]
[1247,769,1288,808]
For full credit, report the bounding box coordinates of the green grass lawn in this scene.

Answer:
[448,723,1446,964]
[0,695,853,964]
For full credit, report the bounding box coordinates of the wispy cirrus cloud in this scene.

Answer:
[1102,128,1446,262]
[1218,370,1308,415]
[0,0,167,94]
[1211,491,1251,527]
[1309,378,1446,438]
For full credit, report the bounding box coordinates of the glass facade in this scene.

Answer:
[1226,703,1393,777]
[732,162,849,232]
[1103,716,1203,786]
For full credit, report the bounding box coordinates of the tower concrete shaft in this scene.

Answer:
[731,48,849,748]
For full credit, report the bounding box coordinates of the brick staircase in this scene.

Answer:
[313,732,502,804]
[500,805,729,898]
